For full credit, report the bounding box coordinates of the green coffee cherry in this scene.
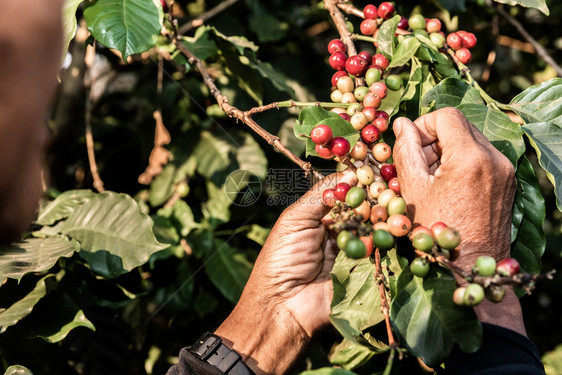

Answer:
[436,227,461,249]
[463,283,485,306]
[337,230,353,250]
[475,256,496,277]
[373,229,395,250]
[411,257,430,277]
[345,237,367,259]
[412,233,434,253]
[346,187,366,208]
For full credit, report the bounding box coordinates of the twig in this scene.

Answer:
[324,0,357,57]
[375,247,397,348]
[163,29,324,181]
[336,2,364,19]
[178,0,240,35]
[382,348,396,375]
[494,5,562,77]
[84,44,105,193]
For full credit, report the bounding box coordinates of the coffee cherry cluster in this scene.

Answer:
[453,257,521,306]
[446,30,477,64]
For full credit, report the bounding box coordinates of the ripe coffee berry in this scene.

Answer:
[358,51,373,63]
[370,81,388,99]
[362,106,377,122]
[455,48,472,64]
[496,258,520,276]
[375,110,389,120]
[331,71,348,87]
[370,204,388,223]
[446,33,463,50]
[374,117,389,132]
[387,214,412,237]
[430,222,448,240]
[339,113,351,121]
[373,54,390,70]
[360,235,374,258]
[397,16,409,30]
[328,137,351,157]
[345,55,368,76]
[377,2,395,19]
[380,164,397,181]
[334,183,351,202]
[354,200,371,221]
[361,124,380,143]
[329,52,347,70]
[310,124,333,145]
[315,144,334,159]
[328,39,347,54]
[426,18,442,33]
[387,177,400,194]
[360,19,377,36]
[363,92,382,109]
[322,188,337,207]
[363,4,378,19]
[460,32,477,49]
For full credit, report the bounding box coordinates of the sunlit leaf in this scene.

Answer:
[36,189,95,226]
[510,78,562,126]
[376,15,400,58]
[328,338,377,370]
[493,0,549,15]
[3,365,33,375]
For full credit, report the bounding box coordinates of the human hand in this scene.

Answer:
[215,171,357,374]
[392,107,525,336]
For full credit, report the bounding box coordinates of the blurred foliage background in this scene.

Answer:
[3,0,561,374]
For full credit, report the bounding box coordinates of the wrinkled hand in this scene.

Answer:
[215,171,356,374]
[392,107,525,336]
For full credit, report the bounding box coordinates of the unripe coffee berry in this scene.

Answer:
[341,92,357,104]
[453,287,466,306]
[387,214,412,237]
[354,86,370,101]
[310,124,333,145]
[346,186,367,208]
[363,4,378,19]
[322,188,337,207]
[316,144,334,159]
[346,103,363,116]
[372,142,392,162]
[331,71,348,87]
[350,141,368,160]
[337,75,355,93]
[464,283,485,306]
[436,227,461,249]
[362,107,377,122]
[328,39,347,54]
[485,285,506,303]
[363,92,382,109]
[429,32,446,48]
[386,196,406,215]
[411,257,430,277]
[409,14,426,30]
[413,233,434,253]
[354,200,371,221]
[345,237,367,259]
[475,256,496,277]
[357,165,376,185]
[430,222,448,240]
[373,229,395,250]
[334,183,351,202]
[351,112,369,131]
[370,81,388,99]
[369,181,386,199]
[385,75,403,91]
[337,230,353,249]
[365,67,382,86]
[377,188,396,206]
[360,124,380,143]
[331,89,343,103]
[329,52,347,71]
[360,235,374,258]
[370,204,388,223]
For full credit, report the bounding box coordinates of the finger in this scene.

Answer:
[288,170,358,222]
[393,117,431,181]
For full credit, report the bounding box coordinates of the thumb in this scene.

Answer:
[393,117,430,181]
[288,170,357,222]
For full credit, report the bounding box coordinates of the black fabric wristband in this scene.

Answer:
[188,332,255,375]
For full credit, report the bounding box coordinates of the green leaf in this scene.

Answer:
[171,200,199,237]
[521,122,562,211]
[299,369,357,375]
[203,238,253,303]
[61,0,84,62]
[511,157,545,274]
[180,27,218,60]
[202,181,233,224]
[151,214,180,245]
[249,13,288,43]
[376,15,400,58]
[149,164,177,207]
[457,103,525,166]
[542,344,562,374]
[246,224,270,246]
[510,78,562,126]
[3,365,33,375]
[377,15,400,58]
[84,0,163,61]
[58,192,167,277]
[248,55,296,97]
[493,0,549,15]
[435,0,466,13]
[278,118,305,156]
[416,45,460,81]
[20,292,95,343]
[328,338,376,370]
[236,132,267,179]
[388,37,420,68]
[36,189,95,226]
[390,266,482,367]
[422,78,483,109]
[192,130,234,180]
[0,238,80,284]
[330,252,385,346]
[0,275,55,334]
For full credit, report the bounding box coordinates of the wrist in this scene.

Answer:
[473,286,526,337]
[215,298,311,375]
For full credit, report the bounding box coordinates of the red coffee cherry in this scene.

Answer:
[430,222,448,241]
[329,52,347,70]
[375,110,389,120]
[455,48,472,64]
[360,19,378,36]
[461,32,477,49]
[362,107,377,122]
[329,137,351,157]
[360,124,380,144]
[387,177,400,194]
[315,144,334,159]
[363,92,382,109]
[339,113,351,121]
[328,39,347,54]
[380,164,397,181]
[334,182,352,202]
[397,16,409,30]
[377,2,395,19]
[446,33,463,50]
[496,258,520,276]
[370,81,388,99]
[310,124,333,145]
[363,4,378,19]
[387,214,412,237]
[322,188,337,207]
[426,18,442,33]
[374,117,389,132]
[358,50,373,63]
[331,71,348,87]
[345,55,368,76]
[372,54,390,70]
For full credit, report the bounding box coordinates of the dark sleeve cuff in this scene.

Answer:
[444,323,545,374]
[166,348,224,375]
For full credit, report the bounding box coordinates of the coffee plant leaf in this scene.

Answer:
[246,224,271,246]
[511,156,545,275]
[180,27,219,61]
[3,365,33,375]
[510,78,562,126]
[330,252,385,346]
[422,78,483,109]
[493,0,549,15]
[416,45,460,80]
[390,266,482,367]
[203,238,253,303]
[57,192,167,277]
[376,15,401,58]
[388,37,420,68]
[435,0,467,13]
[151,214,181,246]
[0,238,80,284]
[17,292,95,343]
[83,0,163,62]
[521,121,562,211]
[192,130,235,180]
[171,200,199,237]
[61,0,83,63]
[36,189,95,226]
[202,181,233,225]
[236,132,268,179]
[0,275,55,334]
[328,338,377,370]
[249,13,288,43]
[457,103,525,166]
